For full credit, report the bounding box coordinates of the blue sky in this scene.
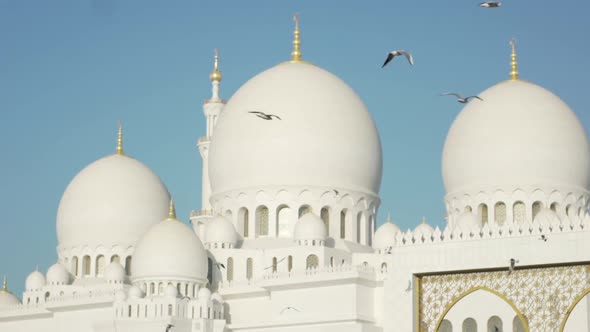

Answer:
[1,0,589,295]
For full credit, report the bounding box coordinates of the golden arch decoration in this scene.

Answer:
[559,287,590,332]
[433,286,529,332]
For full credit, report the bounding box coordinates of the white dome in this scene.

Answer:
[443,80,590,195]
[128,286,144,299]
[198,287,211,303]
[0,291,20,308]
[25,269,46,291]
[132,218,208,283]
[104,262,126,283]
[57,154,171,249]
[455,212,481,231]
[47,263,70,285]
[373,221,401,250]
[164,284,178,298]
[209,62,382,196]
[294,213,327,241]
[414,222,434,235]
[205,216,238,247]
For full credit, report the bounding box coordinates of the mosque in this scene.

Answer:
[1,17,590,332]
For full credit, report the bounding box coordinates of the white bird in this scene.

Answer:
[382,50,414,68]
[280,306,301,314]
[440,92,483,104]
[480,1,502,8]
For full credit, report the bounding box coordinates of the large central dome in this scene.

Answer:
[209,62,382,195]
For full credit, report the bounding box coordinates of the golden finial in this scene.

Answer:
[386,212,392,223]
[167,199,177,220]
[509,38,519,80]
[421,216,427,225]
[210,48,222,82]
[291,14,302,62]
[116,121,124,155]
[2,275,7,292]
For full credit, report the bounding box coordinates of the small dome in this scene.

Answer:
[294,213,327,241]
[128,286,144,299]
[533,208,561,227]
[47,263,70,285]
[57,154,171,250]
[164,284,178,299]
[104,262,126,283]
[455,212,481,231]
[211,292,224,304]
[198,287,211,303]
[414,219,434,235]
[205,215,238,247]
[209,62,383,196]
[132,211,208,283]
[373,219,401,251]
[0,278,21,308]
[25,269,46,291]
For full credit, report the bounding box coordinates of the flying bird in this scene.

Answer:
[249,111,281,120]
[382,50,414,68]
[280,306,301,314]
[165,324,174,332]
[509,258,518,274]
[440,93,483,104]
[480,1,502,7]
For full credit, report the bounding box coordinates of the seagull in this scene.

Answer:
[382,50,414,68]
[404,280,412,292]
[280,306,301,314]
[509,258,519,274]
[165,324,174,332]
[440,92,483,104]
[539,234,548,242]
[480,1,502,7]
[249,111,281,120]
[333,189,339,195]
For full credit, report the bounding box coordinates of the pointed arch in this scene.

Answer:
[434,286,529,332]
[559,287,590,332]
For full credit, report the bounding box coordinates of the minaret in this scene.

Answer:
[192,49,225,238]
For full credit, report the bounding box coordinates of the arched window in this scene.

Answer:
[111,255,120,263]
[168,304,173,316]
[478,204,488,224]
[320,207,330,235]
[125,256,132,275]
[239,208,249,238]
[71,257,79,276]
[225,210,232,220]
[95,255,105,276]
[439,319,453,332]
[288,255,293,272]
[150,283,155,295]
[495,202,506,225]
[227,257,234,281]
[276,205,291,237]
[487,316,502,332]
[83,255,91,276]
[256,206,269,236]
[158,282,163,295]
[462,318,477,332]
[512,315,525,332]
[357,212,365,243]
[207,258,213,285]
[306,254,319,269]
[465,206,472,213]
[532,201,543,219]
[368,215,375,245]
[246,258,253,280]
[45,292,50,301]
[340,209,347,239]
[550,202,559,213]
[330,257,334,267]
[513,201,525,224]
[298,205,312,218]
[272,257,278,272]
[381,262,387,273]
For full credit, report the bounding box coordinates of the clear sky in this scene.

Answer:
[1,0,589,296]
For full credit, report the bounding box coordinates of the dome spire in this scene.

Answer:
[386,212,392,223]
[210,48,222,82]
[116,121,124,155]
[167,199,177,220]
[509,38,519,80]
[1,275,6,293]
[421,216,427,225]
[291,14,302,62]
